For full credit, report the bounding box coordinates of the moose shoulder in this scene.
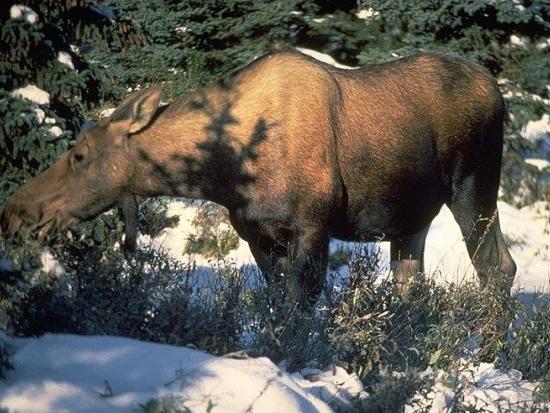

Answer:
[1,50,516,304]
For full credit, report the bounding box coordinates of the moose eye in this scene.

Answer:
[71,151,87,171]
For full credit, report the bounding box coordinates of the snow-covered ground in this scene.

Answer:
[2,333,546,413]
[0,333,364,413]
[405,362,545,412]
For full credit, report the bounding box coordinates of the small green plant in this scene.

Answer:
[141,395,191,413]
[184,203,240,259]
[534,380,550,405]
[358,367,434,413]
[139,200,180,239]
[499,294,550,381]
[328,247,352,271]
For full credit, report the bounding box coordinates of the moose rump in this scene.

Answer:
[1,50,516,305]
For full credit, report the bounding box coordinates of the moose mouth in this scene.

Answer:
[2,196,138,252]
[0,207,80,243]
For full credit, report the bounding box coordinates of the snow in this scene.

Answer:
[32,107,45,125]
[363,201,550,292]
[89,4,116,23]
[40,251,64,277]
[292,366,368,410]
[100,108,116,118]
[355,8,377,20]
[10,5,38,24]
[57,52,75,70]
[48,126,63,138]
[100,107,116,118]
[296,48,357,69]
[139,201,255,268]
[513,0,526,12]
[0,333,367,413]
[510,34,527,47]
[525,157,550,171]
[522,114,550,159]
[11,85,50,106]
[422,202,550,293]
[406,363,545,412]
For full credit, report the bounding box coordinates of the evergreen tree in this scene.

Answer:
[0,0,145,205]
[0,1,145,328]
[91,0,312,98]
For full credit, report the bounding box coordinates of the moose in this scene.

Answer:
[1,50,516,304]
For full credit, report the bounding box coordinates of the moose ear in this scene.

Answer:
[109,87,161,134]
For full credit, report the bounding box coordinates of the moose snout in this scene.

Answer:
[1,199,43,240]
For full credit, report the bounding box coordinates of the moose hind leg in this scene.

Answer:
[448,179,516,294]
[390,225,430,293]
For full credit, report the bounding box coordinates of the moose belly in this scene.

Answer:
[329,171,446,242]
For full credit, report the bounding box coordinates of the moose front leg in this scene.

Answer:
[118,194,140,255]
[247,226,328,308]
[283,226,329,308]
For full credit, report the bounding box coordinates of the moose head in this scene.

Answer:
[1,87,162,250]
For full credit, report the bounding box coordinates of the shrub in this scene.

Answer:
[184,203,239,259]
[499,294,550,381]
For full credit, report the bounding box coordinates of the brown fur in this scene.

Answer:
[1,50,517,304]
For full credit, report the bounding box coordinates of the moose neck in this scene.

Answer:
[129,86,245,209]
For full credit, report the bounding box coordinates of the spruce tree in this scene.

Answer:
[0,1,144,328]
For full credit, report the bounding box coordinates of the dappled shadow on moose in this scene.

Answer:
[1,49,517,311]
[135,92,267,209]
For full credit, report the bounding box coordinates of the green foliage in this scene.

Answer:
[499,295,550,381]
[327,247,352,271]
[4,235,550,409]
[0,2,180,328]
[7,244,248,355]
[0,92,68,205]
[177,0,305,74]
[139,200,180,239]
[358,367,433,413]
[141,395,192,413]
[184,203,239,259]
[323,246,510,384]
[90,0,312,100]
